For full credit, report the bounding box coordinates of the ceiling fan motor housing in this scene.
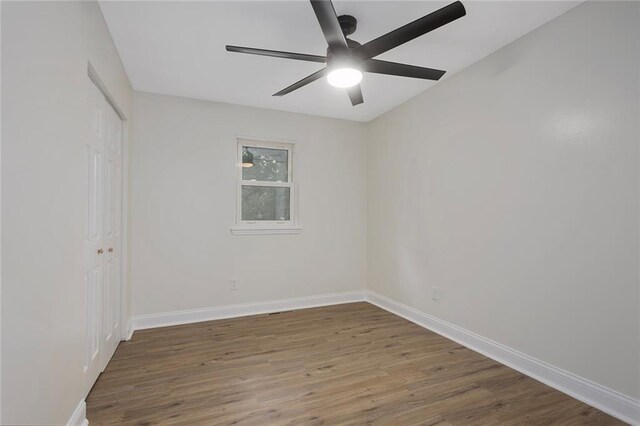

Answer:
[338,15,357,36]
[327,15,362,66]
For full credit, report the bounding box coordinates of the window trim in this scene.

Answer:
[232,137,301,235]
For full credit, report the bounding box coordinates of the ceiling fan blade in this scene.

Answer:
[273,68,327,96]
[310,0,349,54]
[226,45,327,63]
[358,1,466,60]
[347,84,364,106]
[364,59,445,81]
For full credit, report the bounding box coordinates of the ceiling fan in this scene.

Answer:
[226,1,466,106]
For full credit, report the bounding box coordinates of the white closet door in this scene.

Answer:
[101,98,122,370]
[84,76,123,393]
[85,77,106,393]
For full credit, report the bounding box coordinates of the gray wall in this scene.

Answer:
[367,1,639,399]
[131,92,367,316]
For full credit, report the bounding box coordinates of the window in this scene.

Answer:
[232,138,300,235]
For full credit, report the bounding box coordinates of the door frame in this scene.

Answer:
[87,63,130,345]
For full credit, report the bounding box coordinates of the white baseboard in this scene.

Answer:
[125,318,134,341]
[366,291,640,425]
[66,400,88,426]
[133,291,367,331]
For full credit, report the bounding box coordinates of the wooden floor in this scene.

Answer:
[87,302,622,425]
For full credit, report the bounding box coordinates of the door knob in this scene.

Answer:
[108,247,113,253]
[97,248,104,255]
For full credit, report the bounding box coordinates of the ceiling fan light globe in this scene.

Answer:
[327,68,362,88]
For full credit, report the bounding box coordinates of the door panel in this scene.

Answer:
[101,97,122,369]
[85,76,123,392]
[85,78,106,394]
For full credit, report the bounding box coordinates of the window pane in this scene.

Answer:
[242,146,288,182]
[241,186,290,221]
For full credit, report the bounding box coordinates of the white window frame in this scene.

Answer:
[231,137,301,235]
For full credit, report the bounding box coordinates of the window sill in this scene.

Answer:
[230,226,302,236]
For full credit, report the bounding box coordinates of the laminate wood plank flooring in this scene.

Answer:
[86,302,624,425]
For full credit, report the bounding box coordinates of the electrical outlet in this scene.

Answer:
[431,286,439,302]
[230,279,238,291]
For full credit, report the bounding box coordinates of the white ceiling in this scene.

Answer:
[100,1,580,122]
